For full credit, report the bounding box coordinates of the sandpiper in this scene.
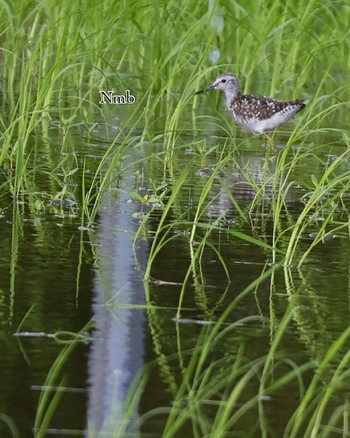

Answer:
[194,73,305,142]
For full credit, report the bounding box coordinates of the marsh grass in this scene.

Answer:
[1,0,349,223]
[1,0,350,436]
[33,325,92,438]
[84,271,350,437]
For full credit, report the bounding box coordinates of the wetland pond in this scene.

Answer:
[1,102,350,437]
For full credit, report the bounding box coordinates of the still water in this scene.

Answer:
[0,120,349,436]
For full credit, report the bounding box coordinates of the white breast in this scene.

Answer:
[234,111,297,134]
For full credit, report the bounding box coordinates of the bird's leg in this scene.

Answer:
[263,133,275,149]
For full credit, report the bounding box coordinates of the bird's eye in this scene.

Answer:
[221,79,227,83]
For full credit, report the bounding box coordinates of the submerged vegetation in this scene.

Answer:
[1,0,350,436]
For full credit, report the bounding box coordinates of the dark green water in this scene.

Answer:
[0,119,349,436]
[0,196,93,436]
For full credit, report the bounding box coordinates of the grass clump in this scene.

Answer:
[1,0,350,437]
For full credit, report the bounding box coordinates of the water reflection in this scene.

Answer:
[0,195,93,436]
[87,157,148,435]
[0,128,348,436]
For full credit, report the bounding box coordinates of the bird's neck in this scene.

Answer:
[224,88,240,107]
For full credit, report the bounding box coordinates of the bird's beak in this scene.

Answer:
[194,84,214,96]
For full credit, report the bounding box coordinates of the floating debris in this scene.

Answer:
[49,198,76,208]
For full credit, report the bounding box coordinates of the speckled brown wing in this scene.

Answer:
[231,94,305,122]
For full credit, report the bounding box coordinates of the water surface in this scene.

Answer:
[0,110,349,436]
